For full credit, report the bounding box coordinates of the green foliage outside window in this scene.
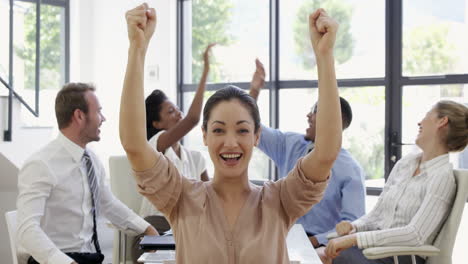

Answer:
[403,23,455,76]
[293,0,354,70]
[191,0,234,83]
[15,4,63,90]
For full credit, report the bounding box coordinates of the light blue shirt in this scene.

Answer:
[258,125,366,245]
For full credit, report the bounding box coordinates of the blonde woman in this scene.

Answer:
[322,101,468,264]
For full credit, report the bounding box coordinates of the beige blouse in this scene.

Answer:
[135,153,328,264]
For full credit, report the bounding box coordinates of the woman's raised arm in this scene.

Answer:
[156,44,215,152]
[120,3,158,171]
[302,9,342,182]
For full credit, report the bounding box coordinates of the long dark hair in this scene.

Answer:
[202,85,260,133]
[145,89,168,140]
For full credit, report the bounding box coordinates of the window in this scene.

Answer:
[280,0,385,80]
[1,0,69,128]
[403,0,468,76]
[182,0,270,84]
[0,0,10,92]
[178,0,468,188]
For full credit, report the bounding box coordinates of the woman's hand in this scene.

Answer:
[325,234,357,259]
[202,43,216,74]
[336,220,355,236]
[125,3,156,50]
[309,8,339,57]
[316,246,332,264]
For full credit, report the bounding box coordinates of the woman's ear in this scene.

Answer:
[437,116,449,129]
[152,120,162,129]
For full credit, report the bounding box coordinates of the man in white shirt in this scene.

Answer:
[16,83,158,264]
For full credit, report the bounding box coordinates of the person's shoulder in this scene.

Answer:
[400,151,421,163]
[24,138,61,165]
[148,130,165,148]
[261,125,303,139]
[335,148,361,168]
[429,158,453,179]
[283,131,305,139]
[186,147,203,158]
[19,139,62,179]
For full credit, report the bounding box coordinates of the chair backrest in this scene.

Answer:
[5,210,19,264]
[109,155,142,213]
[427,169,468,264]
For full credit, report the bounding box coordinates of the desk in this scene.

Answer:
[139,224,322,263]
[287,224,322,264]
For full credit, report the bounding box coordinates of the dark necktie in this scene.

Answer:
[82,150,101,254]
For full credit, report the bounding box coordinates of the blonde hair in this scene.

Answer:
[435,100,468,152]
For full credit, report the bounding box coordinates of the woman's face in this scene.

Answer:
[202,99,260,179]
[416,107,446,148]
[153,100,183,130]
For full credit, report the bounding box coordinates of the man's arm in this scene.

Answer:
[96,160,157,236]
[249,59,265,101]
[16,161,75,264]
[248,59,288,166]
[313,165,366,245]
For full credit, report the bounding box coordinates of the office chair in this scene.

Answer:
[327,169,468,264]
[5,210,19,264]
[109,155,143,264]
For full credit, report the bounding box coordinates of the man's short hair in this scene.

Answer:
[340,97,353,130]
[55,82,95,129]
[313,97,353,130]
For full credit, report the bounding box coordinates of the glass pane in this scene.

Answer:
[21,4,66,126]
[183,90,270,180]
[280,0,385,80]
[0,0,9,96]
[13,0,36,108]
[184,0,270,84]
[279,87,385,180]
[39,5,65,92]
[403,0,468,76]
[402,84,468,168]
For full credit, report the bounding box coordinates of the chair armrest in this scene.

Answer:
[363,245,440,259]
[106,221,118,229]
[326,232,339,240]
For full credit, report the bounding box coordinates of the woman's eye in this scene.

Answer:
[239,129,249,134]
[212,128,223,133]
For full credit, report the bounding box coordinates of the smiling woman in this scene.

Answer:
[201,86,260,179]
[119,3,342,263]
[323,100,468,264]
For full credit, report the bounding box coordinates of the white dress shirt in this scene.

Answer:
[139,130,206,217]
[16,133,150,264]
[353,152,455,249]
